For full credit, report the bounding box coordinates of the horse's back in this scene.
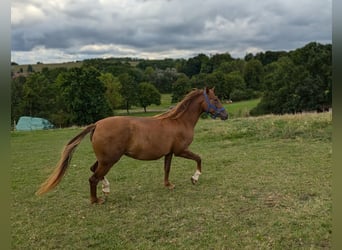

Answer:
[94,116,158,135]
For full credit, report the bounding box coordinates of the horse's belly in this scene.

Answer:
[125,135,172,160]
[125,148,167,160]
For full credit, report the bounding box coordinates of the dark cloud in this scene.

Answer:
[11,0,332,64]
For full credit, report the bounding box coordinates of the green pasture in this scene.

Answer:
[226,98,261,118]
[11,112,331,249]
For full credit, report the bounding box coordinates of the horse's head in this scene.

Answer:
[202,87,228,120]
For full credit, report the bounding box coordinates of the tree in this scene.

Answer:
[179,55,203,78]
[98,73,123,111]
[118,73,139,114]
[21,72,58,119]
[254,51,287,65]
[251,57,310,115]
[244,53,254,61]
[225,71,247,101]
[144,66,155,83]
[171,74,191,103]
[205,71,228,99]
[216,59,245,75]
[11,76,26,124]
[150,68,178,93]
[199,54,213,73]
[190,73,208,89]
[295,75,324,112]
[250,43,332,116]
[290,42,332,107]
[243,59,264,91]
[137,58,177,70]
[210,53,233,71]
[27,65,33,73]
[138,82,161,112]
[41,67,68,82]
[57,67,112,125]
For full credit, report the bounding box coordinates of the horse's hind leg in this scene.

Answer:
[90,161,110,196]
[89,160,118,204]
[90,161,98,172]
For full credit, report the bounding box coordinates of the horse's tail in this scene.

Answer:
[36,124,97,196]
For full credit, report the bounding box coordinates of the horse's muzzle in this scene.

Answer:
[220,111,228,120]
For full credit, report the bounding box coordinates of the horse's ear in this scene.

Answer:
[212,86,215,92]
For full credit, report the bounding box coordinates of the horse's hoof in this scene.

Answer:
[165,183,175,190]
[191,177,198,185]
[91,197,106,204]
[103,191,110,196]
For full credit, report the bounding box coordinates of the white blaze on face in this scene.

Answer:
[192,170,201,181]
[102,177,110,194]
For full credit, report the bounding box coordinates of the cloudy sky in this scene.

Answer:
[11,0,332,65]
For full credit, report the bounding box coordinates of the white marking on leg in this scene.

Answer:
[102,177,110,195]
[192,170,201,181]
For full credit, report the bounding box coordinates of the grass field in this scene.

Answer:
[11,112,332,249]
[226,99,261,118]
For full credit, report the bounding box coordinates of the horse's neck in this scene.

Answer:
[178,97,203,128]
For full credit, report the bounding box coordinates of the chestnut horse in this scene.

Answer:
[36,87,228,204]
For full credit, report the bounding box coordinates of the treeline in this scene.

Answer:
[11,42,331,127]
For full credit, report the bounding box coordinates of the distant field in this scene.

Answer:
[11,61,83,73]
[227,98,261,118]
[11,111,332,249]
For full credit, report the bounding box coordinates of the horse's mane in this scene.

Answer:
[154,89,203,120]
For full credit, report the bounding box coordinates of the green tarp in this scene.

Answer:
[15,116,54,131]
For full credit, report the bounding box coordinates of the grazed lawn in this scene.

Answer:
[11,112,332,249]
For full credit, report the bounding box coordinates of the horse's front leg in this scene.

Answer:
[176,148,202,184]
[164,153,175,189]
